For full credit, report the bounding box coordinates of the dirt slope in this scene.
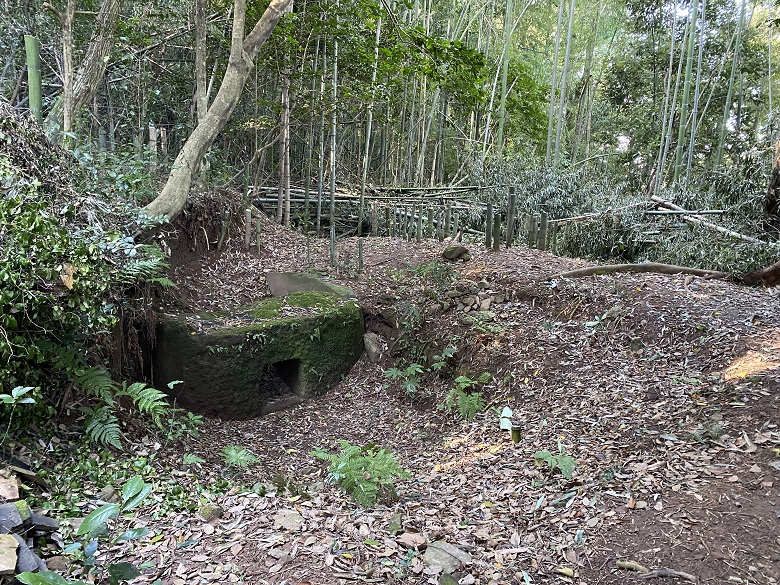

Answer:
[118,215,779,585]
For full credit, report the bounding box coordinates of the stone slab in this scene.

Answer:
[266,272,355,299]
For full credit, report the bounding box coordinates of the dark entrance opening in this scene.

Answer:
[257,358,302,402]
[272,358,301,392]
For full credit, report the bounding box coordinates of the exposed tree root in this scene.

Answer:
[743,258,780,287]
[542,262,729,281]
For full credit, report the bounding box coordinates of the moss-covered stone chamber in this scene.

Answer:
[154,282,364,419]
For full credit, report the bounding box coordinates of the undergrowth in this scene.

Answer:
[311,440,409,507]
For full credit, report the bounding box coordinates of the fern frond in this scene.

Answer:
[311,441,409,507]
[117,256,169,285]
[119,382,171,428]
[457,391,484,421]
[85,405,123,450]
[75,367,117,404]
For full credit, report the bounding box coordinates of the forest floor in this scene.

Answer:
[101,212,779,585]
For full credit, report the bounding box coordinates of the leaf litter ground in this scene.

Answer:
[107,215,779,585]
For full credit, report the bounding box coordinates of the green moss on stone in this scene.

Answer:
[155,290,364,419]
[14,500,31,521]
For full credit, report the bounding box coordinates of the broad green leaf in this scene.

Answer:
[500,406,513,419]
[107,562,141,580]
[558,457,577,480]
[499,417,513,431]
[17,571,86,585]
[121,476,145,503]
[122,483,152,511]
[77,503,119,535]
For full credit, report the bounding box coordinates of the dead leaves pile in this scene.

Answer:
[119,233,780,585]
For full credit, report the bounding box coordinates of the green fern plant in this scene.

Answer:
[118,382,170,427]
[311,441,409,508]
[84,405,122,450]
[75,367,117,404]
[117,253,175,288]
[440,373,489,420]
[221,445,259,469]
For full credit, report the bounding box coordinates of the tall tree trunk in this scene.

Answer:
[23,35,42,122]
[62,0,76,138]
[278,66,291,225]
[329,21,338,227]
[195,0,208,123]
[685,0,706,184]
[143,0,292,220]
[673,5,696,184]
[45,0,121,139]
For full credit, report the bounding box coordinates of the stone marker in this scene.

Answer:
[363,332,383,363]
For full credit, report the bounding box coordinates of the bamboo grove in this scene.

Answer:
[1,0,779,227]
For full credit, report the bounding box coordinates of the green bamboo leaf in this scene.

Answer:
[77,503,120,536]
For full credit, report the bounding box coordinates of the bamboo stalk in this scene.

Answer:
[650,195,764,244]
[24,35,42,122]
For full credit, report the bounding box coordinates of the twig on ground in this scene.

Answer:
[637,568,699,582]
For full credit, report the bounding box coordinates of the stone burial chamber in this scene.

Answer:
[153,273,364,419]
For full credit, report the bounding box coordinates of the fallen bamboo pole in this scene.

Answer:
[650,195,765,244]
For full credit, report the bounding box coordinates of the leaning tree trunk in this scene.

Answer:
[143,0,292,220]
[45,0,121,139]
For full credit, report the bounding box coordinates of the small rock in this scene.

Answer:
[459,316,475,326]
[363,332,383,363]
[0,501,29,532]
[440,300,451,311]
[29,512,59,533]
[445,290,461,299]
[45,555,70,572]
[98,486,119,503]
[12,533,42,573]
[442,246,469,261]
[198,503,224,523]
[0,476,19,501]
[423,540,472,575]
[476,280,489,290]
[479,298,492,311]
[425,304,440,316]
[494,293,505,304]
[0,533,17,576]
